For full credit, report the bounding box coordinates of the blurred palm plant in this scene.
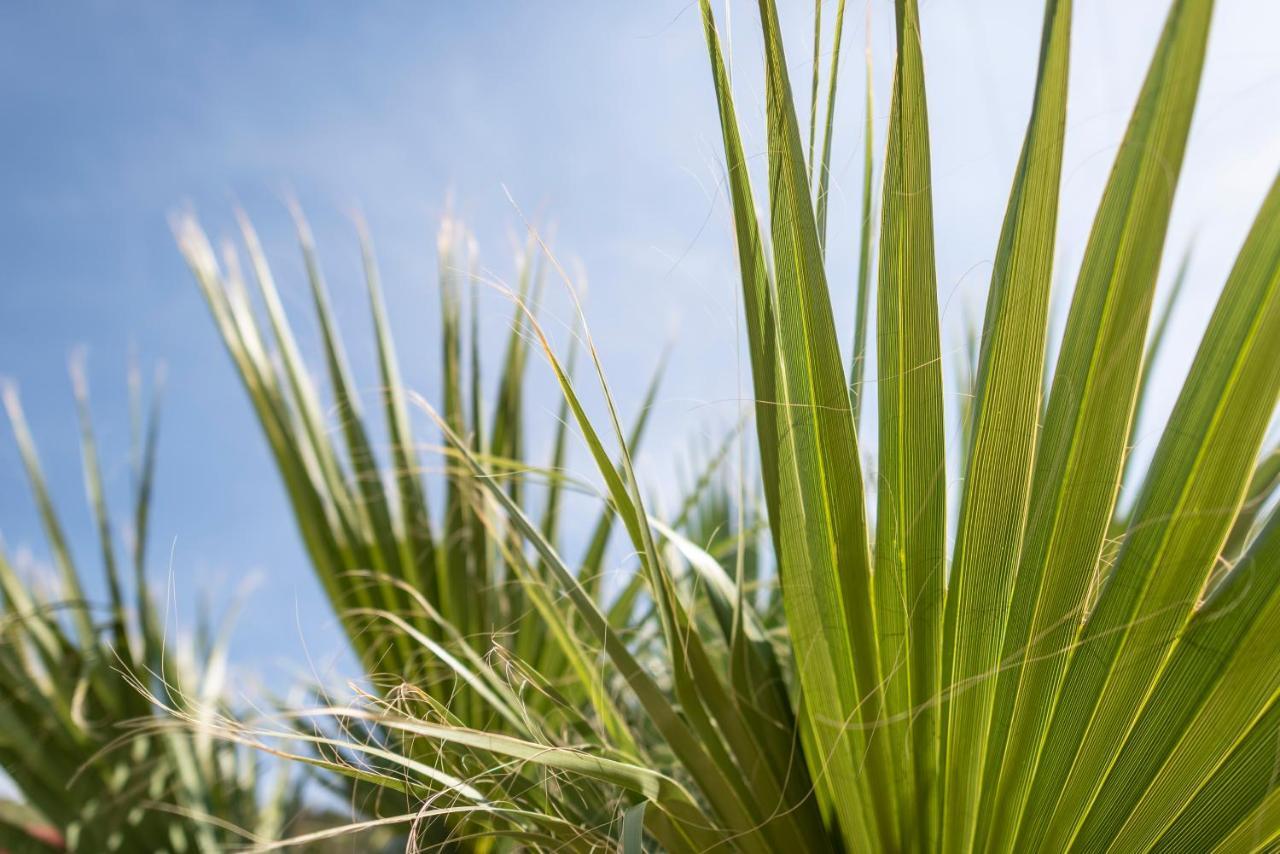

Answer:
[178,0,1280,851]
[175,203,700,847]
[175,206,676,690]
[0,362,307,851]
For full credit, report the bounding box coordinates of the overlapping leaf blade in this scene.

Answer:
[980,1,1216,848]
[1028,167,1280,852]
[1084,486,1280,849]
[875,0,948,845]
[940,3,1071,852]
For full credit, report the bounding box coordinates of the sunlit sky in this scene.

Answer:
[2,0,1277,683]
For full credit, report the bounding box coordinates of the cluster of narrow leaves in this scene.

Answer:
[170,0,1280,852]
[0,364,305,852]
[176,204,737,848]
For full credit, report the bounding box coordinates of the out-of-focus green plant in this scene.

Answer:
[175,206,674,692]
[0,364,305,851]
[178,0,1280,851]
[175,204,709,849]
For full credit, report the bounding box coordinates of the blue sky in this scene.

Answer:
[2,0,1277,685]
